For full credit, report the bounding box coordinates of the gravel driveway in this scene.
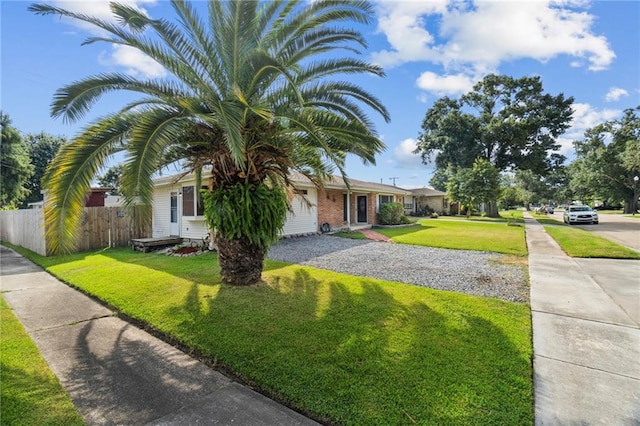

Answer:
[268,235,529,302]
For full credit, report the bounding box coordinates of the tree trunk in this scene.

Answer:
[486,200,500,217]
[215,235,265,285]
[624,199,635,214]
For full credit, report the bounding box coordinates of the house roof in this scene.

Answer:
[408,187,446,197]
[289,172,410,195]
[153,170,411,195]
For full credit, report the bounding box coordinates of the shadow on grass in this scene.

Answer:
[6,243,532,423]
[377,222,435,238]
[166,268,533,425]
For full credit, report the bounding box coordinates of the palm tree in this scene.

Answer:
[31,0,389,285]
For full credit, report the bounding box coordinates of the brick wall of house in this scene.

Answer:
[317,189,346,230]
[317,190,405,228]
[369,194,378,224]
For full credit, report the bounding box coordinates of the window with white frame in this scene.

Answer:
[379,194,394,205]
[182,185,207,217]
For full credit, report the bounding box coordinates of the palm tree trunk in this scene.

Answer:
[215,235,265,285]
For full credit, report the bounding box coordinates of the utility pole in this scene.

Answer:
[389,177,399,186]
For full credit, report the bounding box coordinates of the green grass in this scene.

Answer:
[544,226,640,259]
[0,296,85,426]
[376,219,527,256]
[330,231,367,239]
[530,213,565,226]
[437,210,524,224]
[9,245,533,425]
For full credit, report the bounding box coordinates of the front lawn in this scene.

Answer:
[11,246,533,425]
[376,220,527,256]
[0,296,85,426]
[436,210,524,224]
[543,226,640,259]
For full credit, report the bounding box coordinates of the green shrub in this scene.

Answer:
[379,202,405,225]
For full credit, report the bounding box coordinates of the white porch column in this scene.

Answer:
[346,190,351,231]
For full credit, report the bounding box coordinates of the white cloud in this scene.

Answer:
[604,87,629,102]
[371,1,448,68]
[393,138,431,169]
[53,0,156,34]
[373,0,616,76]
[570,103,621,134]
[99,45,166,78]
[52,0,164,79]
[416,72,475,96]
[555,103,622,156]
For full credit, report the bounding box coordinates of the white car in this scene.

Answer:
[563,205,598,225]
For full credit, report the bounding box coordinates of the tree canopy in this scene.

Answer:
[32,0,389,284]
[446,158,500,217]
[570,107,640,212]
[97,164,123,195]
[415,74,573,216]
[1,112,33,209]
[22,132,66,207]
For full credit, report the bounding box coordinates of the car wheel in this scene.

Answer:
[593,221,598,224]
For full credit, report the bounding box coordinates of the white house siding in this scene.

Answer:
[181,218,210,241]
[282,188,318,235]
[152,177,319,238]
[152,184,172,238]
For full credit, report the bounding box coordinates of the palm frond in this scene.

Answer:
[43,114,133,253]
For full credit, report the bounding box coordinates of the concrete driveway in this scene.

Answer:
[563,212,640,251]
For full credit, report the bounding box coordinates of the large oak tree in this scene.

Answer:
[415,74,573,216]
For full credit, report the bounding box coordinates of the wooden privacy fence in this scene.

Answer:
[0,206,151,256]
[0,208,46,255]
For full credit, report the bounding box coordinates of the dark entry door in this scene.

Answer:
[357,195,367,223]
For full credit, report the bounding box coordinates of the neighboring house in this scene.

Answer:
[405,187,450,215]
[151,171,411,241]
[85,187,111,207]
[34,188,121,209]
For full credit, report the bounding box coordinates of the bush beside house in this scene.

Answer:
[379,202,407,225]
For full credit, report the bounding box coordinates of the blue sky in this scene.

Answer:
[1,0,638,188]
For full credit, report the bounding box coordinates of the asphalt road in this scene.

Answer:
[556,211,640,251]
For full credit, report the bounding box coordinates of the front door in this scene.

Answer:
[170,192,180,236]
[357,195,367,223]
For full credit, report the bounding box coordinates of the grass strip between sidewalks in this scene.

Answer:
[0,296,85,426]
[543,226,640,259]
[7,244,533,425]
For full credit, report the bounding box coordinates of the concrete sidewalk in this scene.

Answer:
[0,245,318,425]
[524,212,640,424]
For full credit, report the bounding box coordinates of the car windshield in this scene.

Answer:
[571,207,591,212]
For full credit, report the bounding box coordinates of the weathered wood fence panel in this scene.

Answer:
[0,207,151,256]
[0,209,46,256]
[74,207,150,253]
